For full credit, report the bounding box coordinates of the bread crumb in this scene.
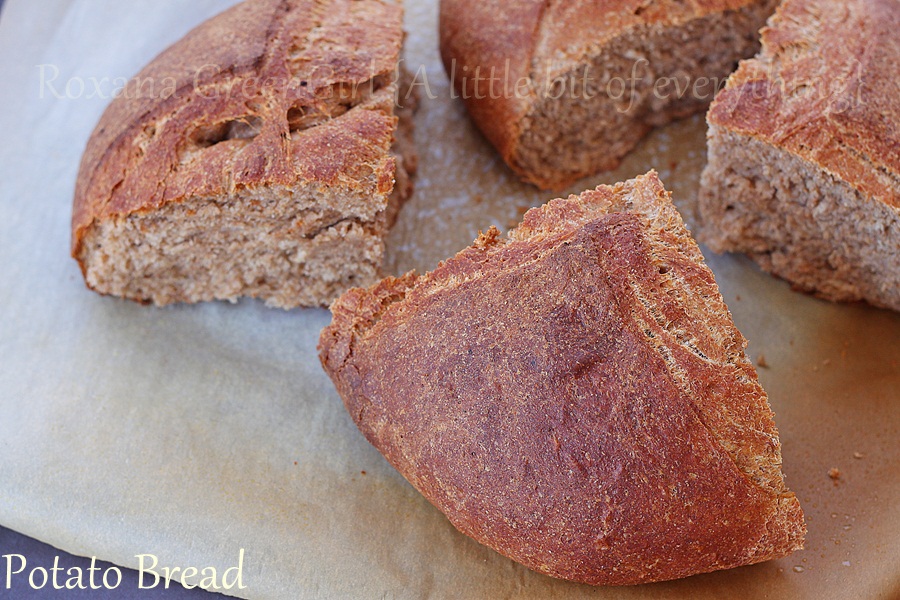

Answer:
[757,354,769,368]
[361,470,367,476]
[475,227,502,249]
[853,452,864,459]
[828,467,841,483]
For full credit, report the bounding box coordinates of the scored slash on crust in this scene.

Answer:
[72,0,416,309]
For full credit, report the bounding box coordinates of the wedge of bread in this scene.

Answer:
[72,0,414,308]
[439,0,777,190]
[698,0,900,311]
[319,172,804,585]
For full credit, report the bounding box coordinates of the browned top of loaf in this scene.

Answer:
[72,0,403,258]
[319,172,804,585]
[439,0,767,168]
[708,0,900,209]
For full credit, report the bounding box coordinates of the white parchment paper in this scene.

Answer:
[0,1,898,598]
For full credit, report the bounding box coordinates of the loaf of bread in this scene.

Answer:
[698,0,900,311]
[72,0,415,308]
[439,0,777,190]
[319,172,805,585]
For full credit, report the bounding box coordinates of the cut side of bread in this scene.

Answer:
[72,0,415,309]
[698,0,900,311]
[319,172,804,585]
[440,0,777,190]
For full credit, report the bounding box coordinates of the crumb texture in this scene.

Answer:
[319,172,804,586]
[700,0,900,311]
[440,0,777,189]
[72,0,412,308]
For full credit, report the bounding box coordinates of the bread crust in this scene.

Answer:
[439,0,776,190]
[72,0,406,296]
[706,0,900,209]
[439,0,544,167]
[699,0,900,310]
[319,172,804,585]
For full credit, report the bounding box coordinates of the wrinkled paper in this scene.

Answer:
[0,1,898,598]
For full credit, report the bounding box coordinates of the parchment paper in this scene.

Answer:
[1,1,898,599]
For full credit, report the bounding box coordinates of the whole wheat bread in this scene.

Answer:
[72,0,415,309]
[440,0,777,190]
[319,172,805,585]
[698,0,900,311]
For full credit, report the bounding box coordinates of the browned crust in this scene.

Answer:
[72,0,405,265]
[531,0,771,71]
[439,0,775,190]
[319,172,804,585]
[707,0,900,209]
[438,0,545,166]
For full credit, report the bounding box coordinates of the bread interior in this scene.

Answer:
[699,127,900,310]
[78,181,404,308]
[514,2,774,187]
